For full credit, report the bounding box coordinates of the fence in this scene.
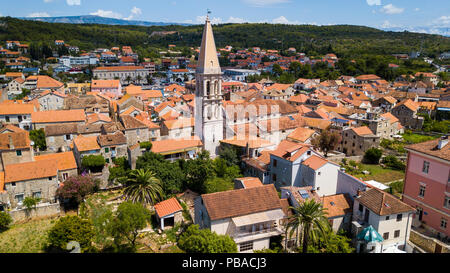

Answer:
[8,202,61,223]
[409,229,450,253]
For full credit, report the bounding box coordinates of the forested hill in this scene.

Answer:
[0,16,449,58]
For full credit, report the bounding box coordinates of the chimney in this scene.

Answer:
[438,136,449,150]
[8,135,14,149]
[356,189,362,197]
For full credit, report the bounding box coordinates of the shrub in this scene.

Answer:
[23,197,40,210]
[139,141,152,151]
[81,155,105,173]
[56,175,100,205]
[0,211,12,232]
[178,224,237,253]
[363,148,383,164]
[382,155,406,171]
[47,216,95,252]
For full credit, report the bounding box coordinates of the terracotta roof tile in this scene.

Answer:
[73,135,100,152]
[34,152,77,171]
[4,159,58,183]
[302,155,329,170]
[0,132,30,150]
[357,188,414,216]
[151,137,202,154]
[32,109,85,124]
[201,184,282,221]
[406,138,450,161]
[154,197,183,218]
[322,194,353,218]
[235,177,263,188]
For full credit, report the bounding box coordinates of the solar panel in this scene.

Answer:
[299,189,309,199]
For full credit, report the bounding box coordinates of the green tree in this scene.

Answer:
[218,145,241,167]
[0,211,12,232]
[363,148,383,164]
[109,201,151,250]
[29,129,47,151]
[307,230,354,253]
[136,152,185,195]
[182,151,215,193]
[108,157,130,185]
[287,199,330,253]
[311,129,342,157]
[139,141,152,151]
[123,169,164,206]
[178,224,237,253]
[23,196,40,211]
[47,216,95,253]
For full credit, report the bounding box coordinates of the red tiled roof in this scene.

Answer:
[154,197,183,218]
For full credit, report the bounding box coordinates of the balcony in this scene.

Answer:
[230,222,283,243]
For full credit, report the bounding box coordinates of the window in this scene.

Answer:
[49,177,52,181]
[358,204,363,212]
[5,116,9,122]
[386,216,390,221]
[239,241,254,252]
[65,134,71,141]
[33,191,41,199]
[11,182,16,187]
[383,232,389,240]
[16,150,22,156]
[394,230,400,238]
[419,185,426,198]
[106,158,110,164]
[441,218,447,229]
[422,161,430,174]
[273,159,277,167]
[397,214,403,222]
[63,173,69,180]
[15,194,24,204]
[444,197,450,209]
[307,151,311,156]
[272,174,277,182]
[105,147,110,153]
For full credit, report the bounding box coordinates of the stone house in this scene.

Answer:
[6,77,25,99]
[37,91,67,111]
[160,117,194,139]
[194,184,285,253]
[116,94,145,115]
[34,151,78,181]
[338,126,380,156]
[2,159,59,209]
[0,103,36,131]
[97,132,128,164]
[391,99,424,130]
[154,198,184,230]
[0,130,34,172]
[353,188,415,252]
[120,115,149,146]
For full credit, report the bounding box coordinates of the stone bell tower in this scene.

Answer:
[194,15,224,158]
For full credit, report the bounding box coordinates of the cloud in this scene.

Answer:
[196,15,223,24]
[380,20,401,28]
[125,6,142,20]
[194,15,317,26]
[433,15,450,26]
[27,12,50,17]
[90,10,123,19]
[415,8,420,11]
[243,0,290,7]
[272,16,301,24]
[66,0,81,5]
[366,0,381,6]
[227,17,248,23]
[380,4,404,14]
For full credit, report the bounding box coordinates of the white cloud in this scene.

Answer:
[243,0,290,7]
[272,16,301,24]
[194,15,317,26]
[433,15,450,26]
[66,0,81,5]
[415,8,420,11]
[125,6,142,20]
[196,15,223,24]
[380,20,401,28]
[366,0,381,6]
[27,12,50,17]
[90,10,123,19]
[380,4,404,14]
[227,17,248,23]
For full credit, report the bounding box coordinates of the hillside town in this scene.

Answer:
[0,16,449,255]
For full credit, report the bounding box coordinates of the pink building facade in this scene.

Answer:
[403,138,450,238]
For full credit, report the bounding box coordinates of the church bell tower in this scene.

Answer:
[194,15,224,157]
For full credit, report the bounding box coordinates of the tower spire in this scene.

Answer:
[197,13,221,75]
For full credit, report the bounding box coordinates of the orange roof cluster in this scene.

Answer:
[163,117,194,130]
[0,132,30,150]
[92,80,121,88]
[287,127,316,143]
[0,103,36,115]
[154,198,183,218]
[94,66,145,71]
[322,194,353,218]
[395,99,419,112]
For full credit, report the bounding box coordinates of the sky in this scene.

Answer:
[0,0,449,31]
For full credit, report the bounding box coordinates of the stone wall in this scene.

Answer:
[8,202,61,223]
[409,229,450,253]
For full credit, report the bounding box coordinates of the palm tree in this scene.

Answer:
[123,169,164,206]
[287,199,330,253]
